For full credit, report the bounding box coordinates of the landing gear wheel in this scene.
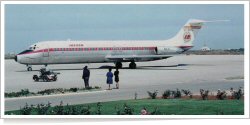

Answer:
[115,62,123,69]
[33,75,39,81]
[27,67,32,71]
[129,62,137,69]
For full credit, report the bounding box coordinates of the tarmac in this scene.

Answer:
[4,55,244,111]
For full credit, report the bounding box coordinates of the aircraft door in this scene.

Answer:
[41,44,50,64]
[43,47,49,57]
[112,45,124,55]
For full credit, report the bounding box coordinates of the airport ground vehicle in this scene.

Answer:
[33,68,59,82]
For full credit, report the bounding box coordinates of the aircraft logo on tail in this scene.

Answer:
[183,32,191,42]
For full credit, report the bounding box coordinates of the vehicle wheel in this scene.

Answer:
[45,77,49,82]
[27,67,32,71]
[33,75,39,81]
[43,77,48,82]
[115,62,122,69]
[53,76,57,81]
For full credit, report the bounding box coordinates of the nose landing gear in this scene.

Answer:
[26,64,48,71]
[27,65,32,71]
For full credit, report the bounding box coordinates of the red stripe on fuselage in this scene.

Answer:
[17,47,157,55]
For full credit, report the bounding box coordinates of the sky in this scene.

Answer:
[4,4,244,53]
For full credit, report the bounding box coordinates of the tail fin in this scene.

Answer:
[171,19,229,47]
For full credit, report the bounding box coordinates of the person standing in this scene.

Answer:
[106,68,113,90]
[114,68,119,89]
[82,66,90,88]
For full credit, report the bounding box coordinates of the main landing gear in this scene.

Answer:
[115,61,137,69]
[115,62,123,69]
[129,61,137,69]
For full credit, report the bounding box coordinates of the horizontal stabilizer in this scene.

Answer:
[188,19,230,24]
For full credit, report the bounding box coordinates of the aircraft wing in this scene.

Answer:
[105,55,172,61]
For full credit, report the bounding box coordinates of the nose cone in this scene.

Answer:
[14,55,17,62]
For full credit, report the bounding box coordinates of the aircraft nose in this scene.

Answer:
[14,55,17,62]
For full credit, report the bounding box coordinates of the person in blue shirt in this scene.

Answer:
[106,68,113,90]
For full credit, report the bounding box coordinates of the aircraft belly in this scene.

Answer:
[32,50,158,65]
[107,50,158,62]
[47,51,106,64]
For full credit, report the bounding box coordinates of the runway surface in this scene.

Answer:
[4,55,244,111]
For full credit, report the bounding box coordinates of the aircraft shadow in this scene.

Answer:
[134,67,186,70]
[139,64,189,68]
[16,64,189,72]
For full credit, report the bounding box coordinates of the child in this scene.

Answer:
[106,68,113,90]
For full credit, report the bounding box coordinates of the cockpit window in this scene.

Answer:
[18,49,33,55]
[29,44,37,50]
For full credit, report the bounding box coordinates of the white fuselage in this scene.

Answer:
[16,39,189,65]
[16,19,210,67]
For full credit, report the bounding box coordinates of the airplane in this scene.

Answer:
[14,19,227,71]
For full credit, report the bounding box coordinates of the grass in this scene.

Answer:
[5,86,101,98]
[5,98,244,115]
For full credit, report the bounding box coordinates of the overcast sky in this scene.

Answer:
[5,4,244,53]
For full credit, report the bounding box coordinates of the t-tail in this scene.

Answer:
[170,19,229,51]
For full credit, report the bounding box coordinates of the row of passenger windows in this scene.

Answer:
[50,47,155,51]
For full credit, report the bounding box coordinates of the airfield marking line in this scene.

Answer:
[5,90,107,101]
